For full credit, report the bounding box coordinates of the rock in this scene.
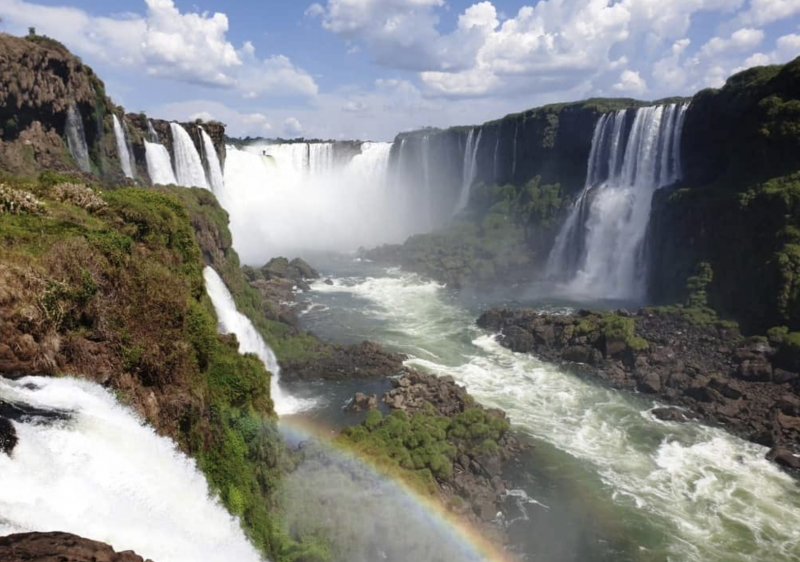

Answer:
[604,338,628,358]
[500,326,536,353]
[349,392,378,412]
[289,258,320,279]
[736,359,773,382]
[774,369,799,385]
[282,341,407,381]
[651,407,701,423]
[324,278,334,285]
[0,532,154,562]
[562,345,593,364]
[637,372,661,394]
[0,417,17,455]
[767,447,800,470]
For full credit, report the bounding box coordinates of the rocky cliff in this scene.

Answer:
[648,58,800,333]
[0,532,154,562]
[0,32,227,185]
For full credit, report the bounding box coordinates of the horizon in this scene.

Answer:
[1,0,798,141]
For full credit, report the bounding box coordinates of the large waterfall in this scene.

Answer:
[65,103,91,173]
[0,376,264,562]
[203,267,311,415]
[170,123,210,190]
[547,103,689,300]
[200,127,225,193]
[112,114,135,179]
[145,141,177,185]
[220,141,396,262]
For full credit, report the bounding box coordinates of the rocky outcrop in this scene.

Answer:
[0,532,154,562]
[0,416,16,455]
[478,307,800,468]
[283,341,406,381]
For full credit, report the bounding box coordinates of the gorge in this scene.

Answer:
[1,28,800,562]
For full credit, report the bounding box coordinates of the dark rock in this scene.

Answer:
[767,447,800,470]
[0,417,17,455]
[637,373,661,394]
[774,369,799,385]
[651,407,701,423]
[348,392,378,412]
[0,532,154,562]
[736,359,773,382]
[324,278,334,285]
[282,341,407,381]
[562,345,593,364]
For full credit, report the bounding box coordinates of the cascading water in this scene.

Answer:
[147,120,160,142]
[145,141,177,185]
[220,142,396,262]
[200,127,225,193]
[170,123,210,190]
[547,103,689,300]
[453,128,482,216]
[65,103,91,173]
[203,267,311,415]
[0,376,264,562]
[112,114,135,179]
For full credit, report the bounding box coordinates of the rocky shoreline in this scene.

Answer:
[478,307,800,469]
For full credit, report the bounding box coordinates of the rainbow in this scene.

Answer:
[278,415,517,562]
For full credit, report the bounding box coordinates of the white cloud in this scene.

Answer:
[0,0,317,97]
[699,27,765,58]
[613,69,648,94]
[735,33,800,70]
[283,117,304,137]
[734,0,800,26]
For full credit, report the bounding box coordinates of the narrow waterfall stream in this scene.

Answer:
[145,140,177,185]
[64,103,91,174]
[112,114,135,179]
[170,123,210,190]
[200,127,225,193]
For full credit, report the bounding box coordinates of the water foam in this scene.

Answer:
[0,377,264,562]
[308,268,800,562]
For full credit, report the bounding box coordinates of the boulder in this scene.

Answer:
[735,359,773,382]
[0,532,154,562]
[637,372,662,394]
[651,407,702,423]
[0,417,17,455]
[767,447,800,470]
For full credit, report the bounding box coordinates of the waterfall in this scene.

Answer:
[511,123,519,179]
[547,103,689,300]
[147,120,160,142]
[203,267,311,415]
[492,135,500,181]
[112,115,135,179]
[65,103,91,173]
[170,123,210,190]
[0,377,264,562]
[220,142,396,262]
[200,127,225,193]
[145,141,177,185]
[453,128,482,216]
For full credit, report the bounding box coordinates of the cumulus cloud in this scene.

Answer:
[613,69,648,94]
[734,0,800,26]
[283,118,304,137]
[0,0,317,97]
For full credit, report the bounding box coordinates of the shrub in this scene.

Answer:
[52,182,107,214]
[0,184,46,215]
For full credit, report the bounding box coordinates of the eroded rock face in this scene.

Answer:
[479,308,800,467]
[0,532,154,562]
[283,342,407,382]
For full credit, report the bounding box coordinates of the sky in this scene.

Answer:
[0,0,799,141]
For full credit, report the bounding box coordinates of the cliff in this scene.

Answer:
[0,32,227,185]
[648,57,800,332]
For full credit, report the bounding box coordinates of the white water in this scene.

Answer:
[145,141,177,185]
[221,142,396,262]
[548,104,689,300]
[65,103,91,173]
[112,114,135,179]
[0,376,264,562]
[454,128,483,216]
[200,127,225,193]
[308,268,800,562]
[170,123,210,190]
[203,266,311,415]
[147,119,160,142]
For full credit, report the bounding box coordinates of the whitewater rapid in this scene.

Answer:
[0,377,264,562]
[307,267,800,562]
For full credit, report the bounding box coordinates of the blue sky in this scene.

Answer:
[1,0,799,140]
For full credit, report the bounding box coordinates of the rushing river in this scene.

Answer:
[292,257,800,562]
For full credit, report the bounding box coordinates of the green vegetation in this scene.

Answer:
[0,174,328,562]
[575,312,649,352]
[338,407,509,495]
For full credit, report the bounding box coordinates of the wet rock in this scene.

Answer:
[736,359,773,382]
[282,341,406,381]
[0,532,154,562]
[767,447,800,470]
[774,369,799,385]
[0,417,17,455]
[324,278,334,285]
[637,372,661,394]
[651,407,701,423]
[348,392,378,412]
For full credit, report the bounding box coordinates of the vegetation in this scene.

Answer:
[338,407,509,495]
[0,173,327,562]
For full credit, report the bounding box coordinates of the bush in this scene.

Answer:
[0,184,46,215]
[53,182,107,214]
